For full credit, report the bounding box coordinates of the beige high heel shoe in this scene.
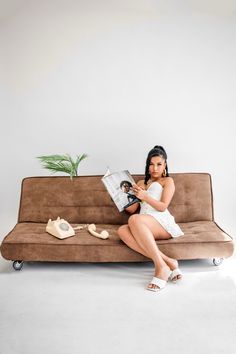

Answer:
[147,270,171,292]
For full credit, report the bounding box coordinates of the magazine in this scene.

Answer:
[102,169,141,212]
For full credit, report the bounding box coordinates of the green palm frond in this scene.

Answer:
[37,153,88,179]
[75,154,88,176]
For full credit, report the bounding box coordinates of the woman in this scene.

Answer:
[117,145,184,292]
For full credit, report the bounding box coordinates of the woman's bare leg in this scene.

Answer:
[118,224,150,258]
[118,218,182,286]
[125,215,171,290]
[118,224,180,269]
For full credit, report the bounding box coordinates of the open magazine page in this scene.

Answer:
[102,170,140,212]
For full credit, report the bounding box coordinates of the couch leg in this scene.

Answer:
[13,260,24,271]
[212,258,224,266]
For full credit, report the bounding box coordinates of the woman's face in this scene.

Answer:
[149,155,166,179]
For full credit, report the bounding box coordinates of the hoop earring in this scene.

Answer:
[162,169,166,177]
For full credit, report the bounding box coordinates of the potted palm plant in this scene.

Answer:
[37,153,88,180]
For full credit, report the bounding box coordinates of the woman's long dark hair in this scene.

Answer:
[144,145,169,185]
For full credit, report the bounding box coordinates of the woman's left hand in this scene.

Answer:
[132,184,148,201]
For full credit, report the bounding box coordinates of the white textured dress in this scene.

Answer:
[139,181,184,238]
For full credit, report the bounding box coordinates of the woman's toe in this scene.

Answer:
[172,274,182,282]
[147,283,159,290]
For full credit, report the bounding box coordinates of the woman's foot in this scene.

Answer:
[166,258,182,282]
[147,266,171,291]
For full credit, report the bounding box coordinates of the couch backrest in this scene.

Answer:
[18,173,213,224]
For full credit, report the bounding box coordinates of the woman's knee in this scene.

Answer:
[117,225,128,239]
[128,214,143,227]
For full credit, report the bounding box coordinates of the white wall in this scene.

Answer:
[0,0,236,237]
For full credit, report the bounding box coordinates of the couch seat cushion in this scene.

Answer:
[1,221,233,262]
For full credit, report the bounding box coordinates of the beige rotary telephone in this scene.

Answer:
[46,217,75,239]
[46,217,109,240]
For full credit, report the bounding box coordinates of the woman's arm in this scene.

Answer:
[133,177,175,212]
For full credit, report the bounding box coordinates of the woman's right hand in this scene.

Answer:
[132,184,148,202]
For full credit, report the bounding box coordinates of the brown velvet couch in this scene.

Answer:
[0,173,234,270]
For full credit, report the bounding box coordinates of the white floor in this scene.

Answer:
[0,252,236,354]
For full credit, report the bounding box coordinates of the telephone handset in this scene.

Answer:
[46,217,109,240]
[87,224,109,239]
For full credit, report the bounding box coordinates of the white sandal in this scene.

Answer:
[169,268,182,283]
[147,276,168,292]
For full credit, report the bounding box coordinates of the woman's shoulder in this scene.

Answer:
[136,177,174,188]
[163,176,175,187]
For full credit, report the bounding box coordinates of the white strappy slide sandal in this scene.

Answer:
[169,268,182,283]
[147,276,168,292]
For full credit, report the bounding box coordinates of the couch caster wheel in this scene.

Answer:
[13,261,24,271]
[213,258,223,266]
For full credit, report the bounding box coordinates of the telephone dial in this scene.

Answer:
[46,217,109,240]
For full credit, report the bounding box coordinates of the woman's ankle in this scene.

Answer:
[154,265,170,280]
[165,257,178,269]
